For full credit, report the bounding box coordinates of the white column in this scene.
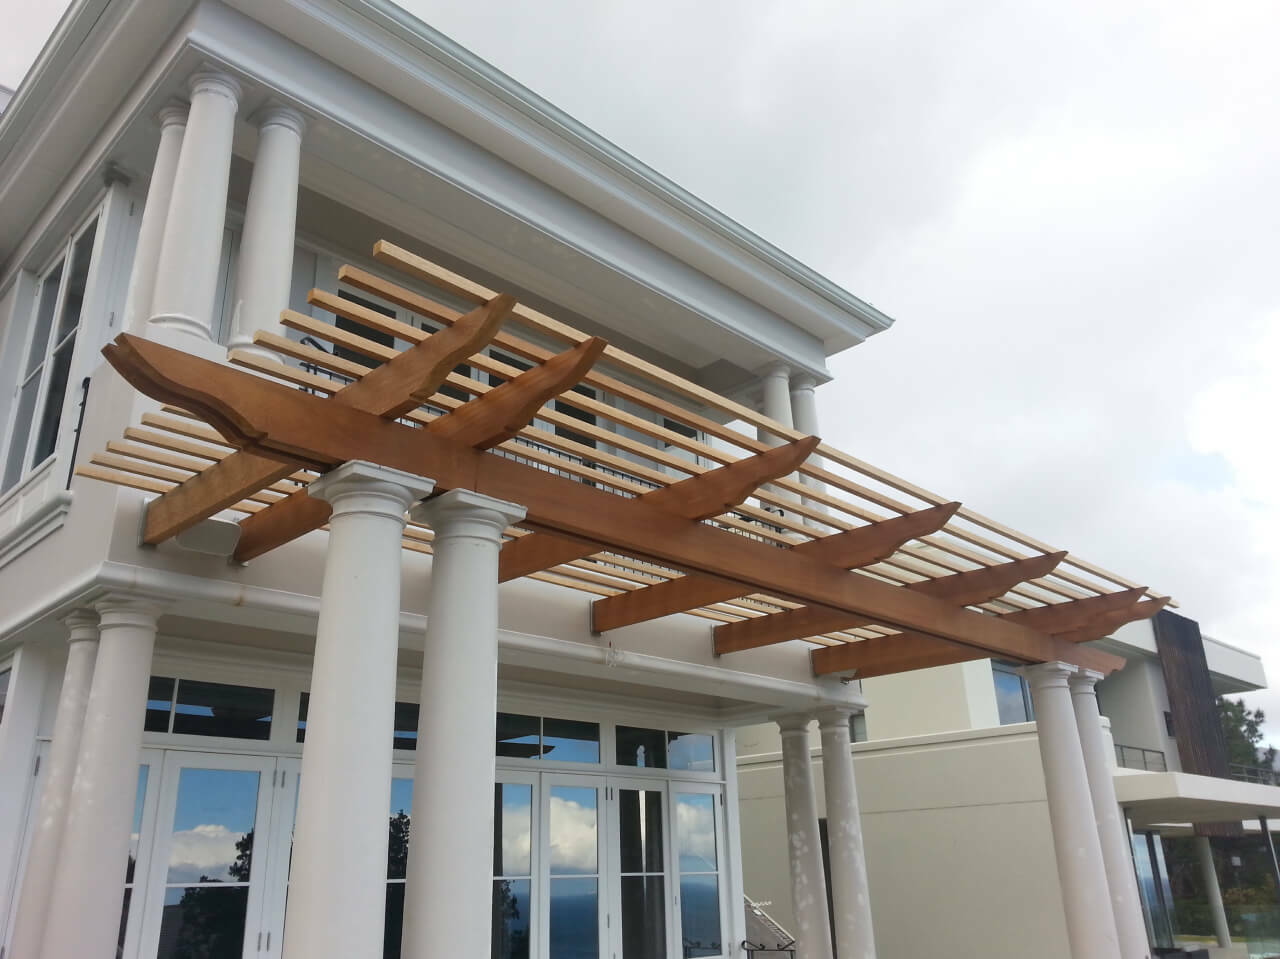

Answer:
[759,362,795,444]
[1069,670,1152,959]
[281,462,433,959]
[228,105,306,359]
[149,70,241,340]
[401,489,526,959]
[123,104,187,334]
[789,374,829,526]
[817,708,876,959]
[1194,836,1231,948]
[40,594,163,959]
[1024,662,1122,959]
[8,610,100,959]
[777,713,834,959]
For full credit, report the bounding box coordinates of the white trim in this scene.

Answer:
[0,487,72,571]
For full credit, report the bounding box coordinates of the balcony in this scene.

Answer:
[1116,744,1169,772]
[1230,763,1280,786]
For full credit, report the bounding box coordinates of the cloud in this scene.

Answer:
[166,823,246,885]
[548,794,598,874]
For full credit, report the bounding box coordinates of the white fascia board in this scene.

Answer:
[1096,618,1268,694]
[224,0,894,358]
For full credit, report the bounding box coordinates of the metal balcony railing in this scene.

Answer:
[1115,744,1168,772]
[1230,762,1280,786]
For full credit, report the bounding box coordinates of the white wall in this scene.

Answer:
[860,659,1000,740]
[1096,655,1181,771]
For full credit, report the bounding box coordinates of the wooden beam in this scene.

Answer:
[136,295,514,544]
[1054,597,1170,645]
[589,502,960,632]
[234,337,606,562]
[712,550,1067,655]
[1002,586,1148,633]
[99,333,1119,670]
[498,436,822,581]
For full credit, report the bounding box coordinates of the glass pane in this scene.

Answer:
[166,768,260,883]
[667,732,715,772]
[492,878,532,959]
[389,778,413,880]
[549,786,597,875]
[297,690,309,742]
[543,718,599,763]
[156,885,248,959]
[675,794,718,872]
[496,713,541,759]
[127,764,149,883]
[0,668,9,726]
[385,882,405,959]
[145,676,176,733]
[2,376,39,490]
[620,876,665,959]
[26,261,63,375]
[494,783,533,877]
[678,874,722,957]
[549,877,598,959]
[31,334,75,465]
[171,680,273,740]
[393,701,419,750]
[334,290,394,368]
[993,667,1030,725]
[616,726,667,769]
[55,219,97,341]
[618,789,664,874]
[117,886,132,956]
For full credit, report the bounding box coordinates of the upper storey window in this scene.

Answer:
[2,216,99,493]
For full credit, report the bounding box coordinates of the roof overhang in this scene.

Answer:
[1117,769,1280,829]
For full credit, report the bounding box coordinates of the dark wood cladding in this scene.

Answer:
[1153,610,1240,837]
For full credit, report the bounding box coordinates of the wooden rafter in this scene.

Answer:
[1054,597,1170,645]
[1001,586,1148,632]
[97,332,1124,675]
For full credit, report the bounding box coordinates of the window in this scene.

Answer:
[0,666,10,726]
[333,290,394,369]
[554,385,598,449]
[850,712,868,743]
[494,712,600,763]
[145,676,274,740]
[992,661,1034,725]
[1164,710,1175,737]
[3,216,98,492]
[296,692,420,749]
[616,725,716,772]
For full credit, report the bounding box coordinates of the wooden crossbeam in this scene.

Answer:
[1054,597,1170,645]
[100,332,1125,676]
[1002,586,1148,632]
[234,337,607,562]
[713,550,1067,655]
[588,502,960,632]
[136,295,514,544]
[498,437,821,581]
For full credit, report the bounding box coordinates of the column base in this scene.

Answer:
[149,313,215,340]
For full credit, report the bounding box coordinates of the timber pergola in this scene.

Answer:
[77,240,1169,680]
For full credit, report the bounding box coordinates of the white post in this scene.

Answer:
[759,362,795,444]
[228,105,306,359]
[777,713,834,959]
[123,104,187,334]
[1194,836,1231,948]
[789,374,828,526]
[817,707,876,959]
[401,489,526,959]
[40,594,163,959]
[1069,670,1152,959]
[1024,662,1123,959]
[7,610,100,959]
[281,462,433,959]
[148,70,241,340]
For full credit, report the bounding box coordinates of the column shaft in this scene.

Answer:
[789,375,828,525]
[40,596,162,959]
[401,490,526,959]
[1069,671,1151,959]
[817,709,876,959]
[1194,836,1231,947]
[777,715,834,959]
[149,71,241,340]
[281,462,432,959]
[229,106,306,357]
[123,105,187,334]
[8,611,100,959]
[759,363,795,445]
[1025,662,1122,959]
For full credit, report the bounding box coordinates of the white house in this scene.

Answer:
[0,3,1206,959]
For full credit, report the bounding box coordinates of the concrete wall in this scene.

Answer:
[737,723,1071,959]
[860,659,1000,740]
[1097,655,1181,771]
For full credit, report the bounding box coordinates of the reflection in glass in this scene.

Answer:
[166,768,259,883]
[492,878,532,959]
[992,665,1032,725]
[386,776,414,958]
[494,783,533,876]
[127,765,149,882]
[543,719,600,763]
[620,876,665,959]
[616,726,667,769]
[172,680,273,740]
[27,262,63,375]
[618,790,664,874]
[667,733,715,772]
[550,877,598,959]
[393,701,420,750]
[145,676,177,732]
[678,875,722,957]
[156,885,249,959]
[0,668,8,726]
[385,883,406,959]
[675,794,718,872]
[496,713,542,759]
[550,786,597,875]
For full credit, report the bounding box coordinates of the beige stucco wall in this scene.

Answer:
[859,659,1001,740]
[737,723,1072,959]
[1096,655,1181,771]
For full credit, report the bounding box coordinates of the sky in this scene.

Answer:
[3,4,1278,738]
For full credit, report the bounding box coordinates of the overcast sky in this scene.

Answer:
[4,3,1278,739]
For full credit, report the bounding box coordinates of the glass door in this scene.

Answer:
[135,752,282,959]
[671,786,727,959]
[607,778,671,959]
[540,774,607,959]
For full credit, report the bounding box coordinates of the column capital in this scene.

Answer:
[308,461,434,519]
[815,705,856,732]
[760,361,792,381]
[1019,660,1078,691]
[92,592,165,627]
[775,712,814,736]
[156,102,189,130]
[790,374,818,393]
[254,103,307,139]
[61,609,100,642]
[1067,668,1105,694]
[188,69,242,106]
[411,489,525,543]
